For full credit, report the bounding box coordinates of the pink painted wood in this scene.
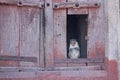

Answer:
[53,0,67,59]
[68,0,88,14]
[0,0,44,8]
[44,0,54,68]
[19,6,40,67]
[53,0,67,67]
[0,5,19,66]
[88,0,105,58]
[0,0,44,67]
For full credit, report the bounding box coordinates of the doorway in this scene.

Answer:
[67,14,88,58]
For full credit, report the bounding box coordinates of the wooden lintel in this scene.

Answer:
[0,0,44,8]
[54,58,104,64]
[0,56,37,62]
[53,1,100,9]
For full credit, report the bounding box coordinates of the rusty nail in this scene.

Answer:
[75,3,79,7]
[41,4,44,8]
[54,4,58,8]
[19,69,22,72]
[85,63,88,66]
[94,3,98,6]
[46,3,50,7]
[18,1,22,5]
[57,34,61,36]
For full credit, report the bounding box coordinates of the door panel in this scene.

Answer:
[19,7,41,67]
[0,0,44,67]
[0,5,19,66]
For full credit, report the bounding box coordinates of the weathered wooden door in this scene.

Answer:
[53,0,105,67]
[0,0,44,67]
[0,0,105,68]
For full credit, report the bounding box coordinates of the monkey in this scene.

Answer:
[68,39,80,59]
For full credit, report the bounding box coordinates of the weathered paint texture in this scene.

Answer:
[53,0,67,59]
[0,1,43,67]
[19,7,40,67]
[53,0,105,67]
[68,0,88,15]
[88,0,105,58]
[0,5,19,66]
[0,0,120,80]
[44,0,54,68]
[106,58,118,80]
[104,0,119,80]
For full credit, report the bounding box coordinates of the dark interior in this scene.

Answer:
[67,15,88,58]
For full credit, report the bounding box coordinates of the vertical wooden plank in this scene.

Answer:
[0,5,19,66]
[95,0,105,58]
[88,0,105,58]
[45,0,54,68]
[21,0,45,68]
[19,7,40,67]
[53,0,67,67]
[54,0,67,59]
[20,0,45,68]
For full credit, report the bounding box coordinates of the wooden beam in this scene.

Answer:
[0,65,101,72]
[54,58,104,64]
[0,56,37,62]
[0,0,44,8]
[0,70,107,78]
[0,72,37,78]
[44,0,54,68]
[53,1,100,9]
[0,67,44,72]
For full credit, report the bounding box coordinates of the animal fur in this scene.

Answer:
[68,39,80,59]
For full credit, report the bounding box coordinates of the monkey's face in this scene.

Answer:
[70,39,77,46]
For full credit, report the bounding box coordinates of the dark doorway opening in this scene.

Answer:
[67,15,88,58]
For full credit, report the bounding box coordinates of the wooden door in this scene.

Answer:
[0,5,19,67]
[0,0,44,67]
[53,0,105,67]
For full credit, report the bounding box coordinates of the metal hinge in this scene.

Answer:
[53,1,100,9]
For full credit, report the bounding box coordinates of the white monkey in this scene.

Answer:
[68,39,80,59]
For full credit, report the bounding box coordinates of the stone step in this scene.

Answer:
[0,67,107,80]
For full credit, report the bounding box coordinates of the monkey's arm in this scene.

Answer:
[74,48,80,51]
[68,49,73,58]
[69,48,73,52]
